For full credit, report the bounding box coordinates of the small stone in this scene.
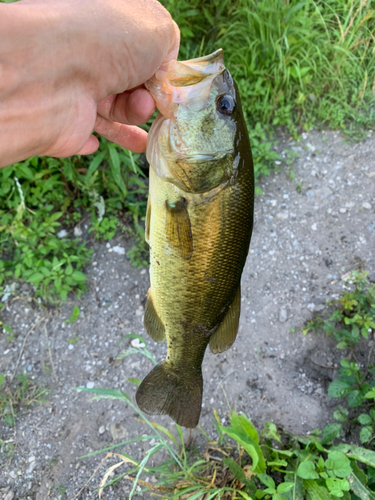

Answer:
[311,223,317,231]
[98,425,105,435]
[339,208,347,213]
[135,309,143,316]
[112,246,125,255]
[276,212,289,220]
[86,381,95,389]
[131,338,145,348]
[314,304,326,312]
[306,190,314,197]
[279,309,288,323]
[362,202,371,209]
[106,243,111,248]
[270,200,277,207]
[68,344,74,350]
[4,492,15,500]
[57,229,68,238]
[74,226,83,237]
[307,303,315,312]
[140,269,147,275]
[110,422,128,441]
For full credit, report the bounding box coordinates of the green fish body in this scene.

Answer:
[136,50,254,428]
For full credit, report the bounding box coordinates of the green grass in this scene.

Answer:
[1,0,374,304]
[0,372,48,426]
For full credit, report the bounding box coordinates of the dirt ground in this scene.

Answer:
[0,130,375,499]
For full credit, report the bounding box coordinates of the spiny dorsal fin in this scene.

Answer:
[165,198,193,260]
[144,289,166,343]
[209,285,241,354]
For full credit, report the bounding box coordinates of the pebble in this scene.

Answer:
[110,422,128,441]
[131,338,145,348]
[362,202,371,209]
[339,208,347,213]
[279,309,288,323]
[140,269,147,275]
[4,492,15,500]
[311,223,317,230]
[86,381,95,389]
[277,212,289,220]
[306,190,314,197]
[112,246,126,255]
[74,226,83,237]
[98,425,105,435]
[57,229,68,238]
[307,303,315,312]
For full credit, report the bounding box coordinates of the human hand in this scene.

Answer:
[0,0,180,168]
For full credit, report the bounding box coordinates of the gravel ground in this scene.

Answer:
[0,130,375,499]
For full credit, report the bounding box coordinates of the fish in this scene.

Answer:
[136,49,254,428]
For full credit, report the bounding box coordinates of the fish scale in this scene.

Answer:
[136,50,254,428]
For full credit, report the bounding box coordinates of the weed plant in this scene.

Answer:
[79,330,375,499]
[0,373,48,427]
[303,271,375,449]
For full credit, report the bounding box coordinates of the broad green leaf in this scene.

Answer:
[27,272,44,284]
[360,426,373,444]
[277,482,294,494]
[71,270,87,282]
[297,461,319,480]
[326,477,350,497]
[303,479,332,500]
[262,421,282,443]
[220,426,266,473]
[325,451,352,478]
[358,414,373,426]
[230,411,259,444]
[347,472,375,500]
[257,474,275,490]
[331,444,375,468]
[321,423,342,445]
[347,390,364,408]
[328,380,352,399]
[333,406,349,423]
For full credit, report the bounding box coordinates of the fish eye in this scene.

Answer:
[217,95,235,116]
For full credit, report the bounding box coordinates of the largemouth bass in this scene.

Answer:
[136,49,254,428]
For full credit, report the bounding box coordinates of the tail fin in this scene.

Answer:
[136,361,202,428]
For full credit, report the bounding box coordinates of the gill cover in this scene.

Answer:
[146,50,238,193]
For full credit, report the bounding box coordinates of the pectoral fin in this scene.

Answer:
[209,286,241,354]
[144,289,166,343]
[165,198,193,260]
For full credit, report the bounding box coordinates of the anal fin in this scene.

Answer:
[209,286,241,354]
[144,289,166,343]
